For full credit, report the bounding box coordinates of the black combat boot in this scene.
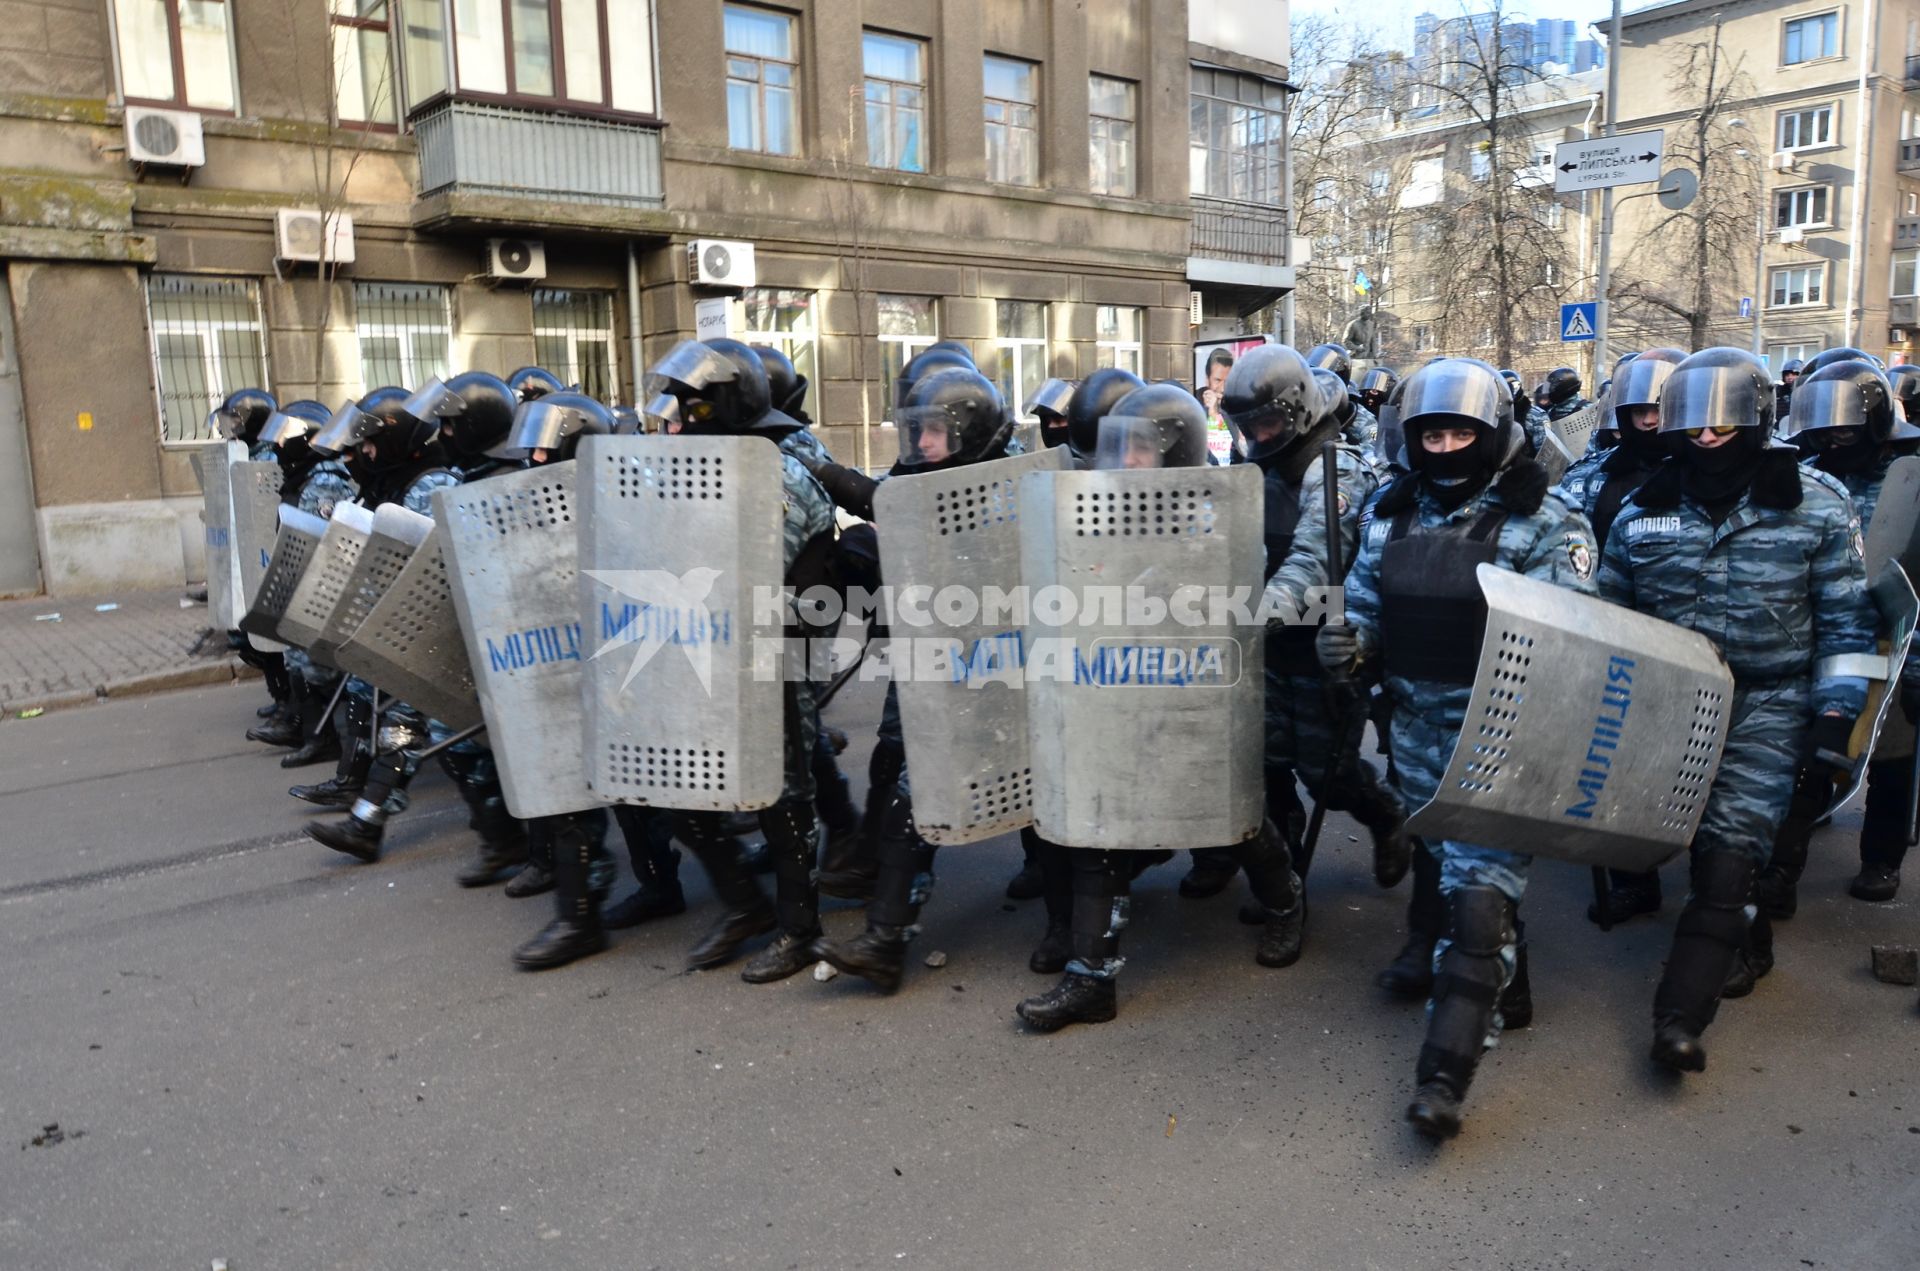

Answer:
[818,737,903,899]
[1650,851,1755,1074]
[306,743,415,862]
[503,820,555,899]
[742,800,823,984]
[1235,816,1305,967]
[279,679,346,769]
[1179,846,1240,898]
[1018,850,1125,1030]
[1337,761,1414,888]
[1499,932,1533,1030]
[1853,758,1911,902]
[603,805,687,927]
[289,736,372,807]
[246,699,303,748]
[1405,884,1514,1141]
[513,815,608,970]
[810,796,931,992]
[1015,973,1117,1031]
[1586,868,1663,926]
[679,812,777,970]
[1379,840,1442,997]
[455,793,529,888]
[1721,910,1774,999]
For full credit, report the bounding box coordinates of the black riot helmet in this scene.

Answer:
[495,391,615,464]
[750,345,810,419]
[895,345,976,410]
[1356,366,1398,413]
[1305,343,1353,383]
[1785,361,1916,473]
[1545,366,1582,405]
[258,399,332,467]
[1220,343,1320,463]
[1028,377,1075,448]
[507,366,566,402]
[1311,367,1355,429]
[1608,346,1686,459]
[1658,347,1776,461]
[337,385,445,478]
[209,388,278,446]
[1497,368,1528,418]
[643,338,773,435]
[895,367,1011,472]
[1398,357,1514,495]
[1801,346,1884,376]
[403,371,517,463]
[1778,357,1806,387]
[1093,382,1210,470]
[1065,367,1146,459]
[309,386,407,459]
[1887,364,1920,425]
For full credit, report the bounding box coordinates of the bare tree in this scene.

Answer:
[1607,19,1761,352]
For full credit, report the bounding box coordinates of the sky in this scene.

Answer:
[1290,1,1630,53]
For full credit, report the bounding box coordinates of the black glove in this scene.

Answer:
[1316,622,1361,678]
[1805,713,1856,782]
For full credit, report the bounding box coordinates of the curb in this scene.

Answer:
[3,657,262,718]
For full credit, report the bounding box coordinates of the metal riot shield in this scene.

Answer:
[231,461,283,611]
[306,504,434,667]
[1013,422,1042,454]
[439,464,597,819]
[1405,563,1736,873]
[1862,456,1920,582]
[876,446,1066,844]
[238,504,327,643]
[1019,464,1267,850]
[193,442,246,630]
[274,502,374,658]
[1376,397,1405,470]
[1539,397,1608,487]
[1816,562,1919,815]
[576,435,787,812]
[332,524,482,731]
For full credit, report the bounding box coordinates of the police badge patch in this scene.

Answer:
[1566,534,1594,579]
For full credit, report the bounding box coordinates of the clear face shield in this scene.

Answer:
[643,392,683,434]
[494,398,587,459]
[399,377,465,429]
[207,406,243,441]
[310,399,380,457]
[1027,378,1074,420]
[257,410,315,450]
[1784,378,1871,447]
[1091,414,1204,470]
[643,341,739,401]
[896,404,965,467]
[1399,362,1506,435]
[1657,365,1768,439]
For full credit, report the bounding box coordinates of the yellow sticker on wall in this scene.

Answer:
[76,412,93,431]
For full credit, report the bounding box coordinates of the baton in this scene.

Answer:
[411,722,487,763]
[1302,441,1363,867]
[814,630,873,712]
[1907,713,1920,848]
[315,675,349,735]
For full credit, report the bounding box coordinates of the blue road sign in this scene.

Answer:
[1560,302,1597,343]
[1738,297,1753,318]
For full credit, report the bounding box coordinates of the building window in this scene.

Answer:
[986,300,1049,418]
[984,55,1040,186]
[1367,168,1391,198]
[355,282,452,390]
[1905,190,1920,216]
[1775,186,1832,230]
[1089,74,1137,197]
[1398,155,1444,210]
[725,4,798,155]
[1895,250,1920,298]
[1783,12,1839,65]
[1769,264,1826,308]
[534,289,618,401]
[332,1,397,126]
[1470,146,1492,182]
[397,0,656,115]
[1777,104,1834,150]
[1095,305,1144,374]
[1769,340,1823,371]
[878,295,938,410]
[1189,67,1286,204]
[110,0,240,111]
[730,288,816,417]
[1412,324,1435,353]
[864,32,926,173]
[146,275,268,445]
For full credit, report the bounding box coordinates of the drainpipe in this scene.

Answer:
[626,241,645,407]
[1844,4,1880,349]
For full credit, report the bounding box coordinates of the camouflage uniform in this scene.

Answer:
[281,459,361,691]
[1522,403,1554,458]
[1345,466,1597,1039]
[1343,400,1380,455]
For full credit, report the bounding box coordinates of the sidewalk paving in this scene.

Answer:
[0,587,260,714]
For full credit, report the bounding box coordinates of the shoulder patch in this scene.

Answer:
[1565,532,1594,579]
[1627,515,1682,536]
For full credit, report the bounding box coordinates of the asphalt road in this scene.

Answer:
[2,679,1918,1271]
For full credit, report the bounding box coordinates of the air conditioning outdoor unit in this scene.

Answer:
[125,105,205,168]
[1778,225,1806,245]
[1892,328,1910,344]
[486,237,547,282]
[688,239,756,289]
[1769,151,1799,173]
[274,208,357,265]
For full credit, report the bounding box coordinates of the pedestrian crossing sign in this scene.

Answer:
[1560,302,1597,342]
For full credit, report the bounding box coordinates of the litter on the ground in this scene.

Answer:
[17,708,45,719]
[94,603,119,612]
[33,613,59,622]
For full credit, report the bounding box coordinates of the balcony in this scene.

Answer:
[1893,297,1919,327]
[1907,54,1920,88]
[1898,218,1920,247]
[1900,140,1920,174]
[1191,195,1289,265]
[410,99,666,231]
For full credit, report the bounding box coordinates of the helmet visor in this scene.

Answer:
[896,405,964,467]
[398,377,462,425]
[494,399,582,458]
[1612,358,1676,411]
[643,391,683,434]
[1785,379,1869,439]
[1399,362,1505,433]
[1092,414,1200,470]
[208,407,243,440]
[258,409,315,449]
[1027,377,1074,419]
[1358,368,1396,395]
[1658,365,1769,435]
[643,340,739,398]
[310,399,380,456]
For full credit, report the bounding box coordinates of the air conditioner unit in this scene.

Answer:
[486,238,547,282]
[1769,151,1799,173]
[1189,291,1204,326]
[125,105,205,168]
[1892,328,1911,344]
[1778,225,1806,245]
[688,239,756,289]
[274,208,356,265]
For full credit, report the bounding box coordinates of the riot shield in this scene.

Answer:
[274,502,374,658]
[1540,398,1607,487]
[1019,463,1267,850]
[238,505,327,643]
[193,442,246,630]
[231,461,283,610]
[439,464,597,819]
[1862,456,1920,582]
[1817,562,1919,815]
[1376,397,1404,470]
[332,524,482,731]
[1405,563,1735,873]
[576,435,788,812]
[876,446,1065,844]
[306,504,434,667]
[1013,422,1042,454]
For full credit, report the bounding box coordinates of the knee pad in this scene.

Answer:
[1690,850,1755,910]
[1446,884,1514,957]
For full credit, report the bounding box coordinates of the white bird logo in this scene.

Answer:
[584,566,726,695]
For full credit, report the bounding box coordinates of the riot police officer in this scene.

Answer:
[1028,376,1075,452]
[1598,347,1875,1074]
[1356,367,1398,420]
[1317,357,1597,1139]
[1500,369,1550,457]
[1541,367,1588,421]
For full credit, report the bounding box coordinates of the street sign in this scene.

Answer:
[1553,129,1665,194]
[1738,297,1753,318]
[1657,168,1699,210]
[1560,302,1597,343]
